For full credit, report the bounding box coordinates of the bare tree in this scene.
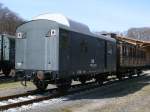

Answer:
[127,27,150,41]
[0,3,24,35]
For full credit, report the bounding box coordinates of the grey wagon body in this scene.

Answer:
[15,14,116,80]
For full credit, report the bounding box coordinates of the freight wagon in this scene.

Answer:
[0,34,15,76]
[15,14,150,91]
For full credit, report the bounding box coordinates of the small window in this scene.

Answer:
[107,43,113,55]
[60,29,69,49]
[51,29,56,36]
[46,29,56,37]
[97,38,102,47]
[80,40,88,53]
[16,32,26,39]
[123,45,126,56]
[126,47,129,57]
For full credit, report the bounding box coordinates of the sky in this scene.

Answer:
[1,0,150,32]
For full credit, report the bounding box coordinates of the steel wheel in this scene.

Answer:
[56,79,72,93]
[33,78,48,91]
[3,69,11,77]
[79,78,86,84]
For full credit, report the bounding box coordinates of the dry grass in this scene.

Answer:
[0,81,34,90]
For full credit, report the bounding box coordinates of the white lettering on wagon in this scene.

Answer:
[90,59,97,68]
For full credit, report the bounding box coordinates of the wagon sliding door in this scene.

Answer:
[59,29,71,76]
[104,41,107,70]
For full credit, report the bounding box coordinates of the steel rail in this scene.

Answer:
[0,74,146,111]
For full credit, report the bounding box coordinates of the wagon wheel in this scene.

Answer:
[3,69,11,77]
[117,75,123,80]
[36,80,48,91]
[97,79,103,85]
[33,78,48,91]
[56,79,72,93]
[129,72,134,78]
[95,77,104,85]
[95,75,107,85]
[79,78,86,84]
[129,74,133,78]
[137,70,142,76]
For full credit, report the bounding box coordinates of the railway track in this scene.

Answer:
[0,74,146,111]
[0,88,57,101]
[0,82,97,111]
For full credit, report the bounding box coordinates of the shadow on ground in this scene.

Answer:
[0,76,16,84]
[67,74,150,101]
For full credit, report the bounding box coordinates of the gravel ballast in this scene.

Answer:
[1,70,149,112]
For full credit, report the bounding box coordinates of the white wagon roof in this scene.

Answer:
[32,13,116,42]
[32,13,90,35]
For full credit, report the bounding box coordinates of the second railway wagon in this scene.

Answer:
[0,34,15,76]
[15,14,116,91]
[107,33,147,79]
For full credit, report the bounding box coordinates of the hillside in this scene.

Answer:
[127,27,150,41]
